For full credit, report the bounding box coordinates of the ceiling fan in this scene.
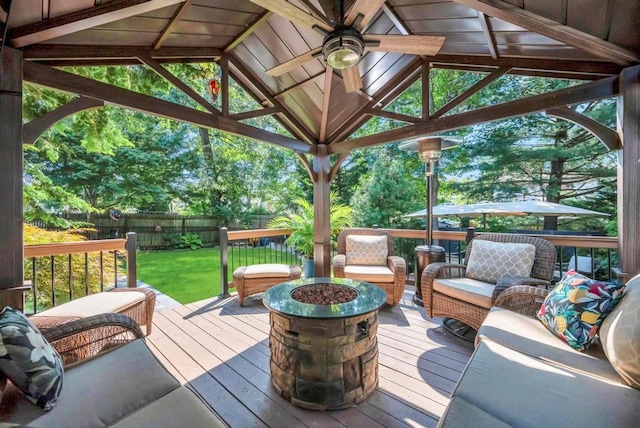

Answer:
[250,0,446,93]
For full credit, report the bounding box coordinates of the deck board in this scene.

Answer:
[146,287,473,428]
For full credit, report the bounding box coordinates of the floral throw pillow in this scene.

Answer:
[0,307,64,410]
[537,271,626,351]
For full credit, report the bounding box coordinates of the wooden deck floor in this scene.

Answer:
[145,288,474,428]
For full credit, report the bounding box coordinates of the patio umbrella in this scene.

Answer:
[405,201,609,230]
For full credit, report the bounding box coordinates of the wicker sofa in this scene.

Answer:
[438,274,640,427]
[0,314,227,427]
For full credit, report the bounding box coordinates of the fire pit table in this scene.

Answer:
[263,277,387,411]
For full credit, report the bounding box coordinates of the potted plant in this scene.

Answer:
[268,193,353,277]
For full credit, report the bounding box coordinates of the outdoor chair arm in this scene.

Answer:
[492,276,552,303]
[494,285,550,317]
[387,256,406,275]
[333,254,346,277]
[421,262,467,316]
[42,313,144,365]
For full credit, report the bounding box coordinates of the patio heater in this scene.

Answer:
[400,137,459,305]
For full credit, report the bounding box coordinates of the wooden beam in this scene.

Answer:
[138,55,219,114]
[381,3,410,35]
[430,66,510,119]
[319,71,333,142]
[23,61,313,153]
[224,11,272,53]
[23,45,223,62]
[477,11,498,60]
[229,54,318,144]
[313,144,331,277]
[229,107,280,121]
[8,0,184,48]
[422,61,430,119]
[23,97,104,145]
[0,47,24,299]
[432,62,614,82]
[295,153,315,182]
[545,106,621,151]
[220,56,229,117]
[153,0,193,50]
[329,152,350,183]
[430,54,622,77]
[274,72,325,98]
[368,109,421,124]
[330,75,619,153]
[453,0,639,66]
[618,65,640,275]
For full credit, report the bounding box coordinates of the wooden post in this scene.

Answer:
[219,227,230,298]
[126,232,137,288]
[313,145,331,277]
[618,65,640,276]
[0,47,26,311]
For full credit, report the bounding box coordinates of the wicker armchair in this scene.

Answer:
[333,228,406,306]
[421,233,556,330]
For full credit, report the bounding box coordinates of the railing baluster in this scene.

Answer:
[68,254,73,302]
[85,252,89,296]
[100,251,104,291]
[50,255,56,308]
[114,250,118,288]
[219,227,229,298]
[32,257,37,314]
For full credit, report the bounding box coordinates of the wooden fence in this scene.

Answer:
[60,214,277,249]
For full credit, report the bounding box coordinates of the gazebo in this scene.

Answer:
[1,0,639,309]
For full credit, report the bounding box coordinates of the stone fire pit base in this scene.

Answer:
[269,310,379,410]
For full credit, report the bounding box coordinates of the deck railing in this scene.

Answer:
[23,232,137,314]
[219,227,295,297]
[218,227,619,293]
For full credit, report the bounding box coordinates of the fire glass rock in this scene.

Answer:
[291,284,357,304]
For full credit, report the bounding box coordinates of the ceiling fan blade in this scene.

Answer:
[365,35,446,56]
[342,66,362,93]
[266,47,322,76]
[250,0,333,32]
[345,0,385,30]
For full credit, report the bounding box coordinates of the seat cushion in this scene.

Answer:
[433,278,495,309]
[447,340,640,427]
[437,397,512,428]
[344,265,395,283]
[345,235,388,266]
[242,264,292,279]
[599,274,640,389]
[32,291,145,318]
[478,307,623,383]
[465,240,536,284]
[110,387,226,427]
[0,339,180,427]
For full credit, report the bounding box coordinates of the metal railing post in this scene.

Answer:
[465,227,476,243]
[126,232,137,288]
[219,227,230,298]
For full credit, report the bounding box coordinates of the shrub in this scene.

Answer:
[162,233,182,249]
[180,233,203,250]
[24,224,117,312]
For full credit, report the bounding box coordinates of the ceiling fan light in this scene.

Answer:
[322,28,365,70]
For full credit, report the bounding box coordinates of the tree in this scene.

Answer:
[350,153,423,228]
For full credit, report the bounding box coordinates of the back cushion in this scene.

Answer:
[346,235,388,266]
[465,240,536,284]
[599,277,640,389]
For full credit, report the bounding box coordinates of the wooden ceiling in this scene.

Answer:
[3,0,639,151]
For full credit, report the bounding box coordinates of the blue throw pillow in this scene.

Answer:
[537,271,626,351]
[0,307,64,410]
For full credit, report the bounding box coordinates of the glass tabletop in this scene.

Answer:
[262,277,387,318]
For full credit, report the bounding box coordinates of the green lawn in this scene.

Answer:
[137,247,296,304]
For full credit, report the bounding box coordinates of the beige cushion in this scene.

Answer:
[110,387,226,428]
[465,240,536,284]
[433,277,495,309]
[32,291,145,318]
[477,307,623,383]
[344,265,395,283]
[439,397,512,428]
[243,264,292,279]
[599,274,640,389]
[447,340,640,427]
[346,235,388,266]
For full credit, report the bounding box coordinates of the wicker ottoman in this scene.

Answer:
[233,264,301,306]
[30,287,156,336]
